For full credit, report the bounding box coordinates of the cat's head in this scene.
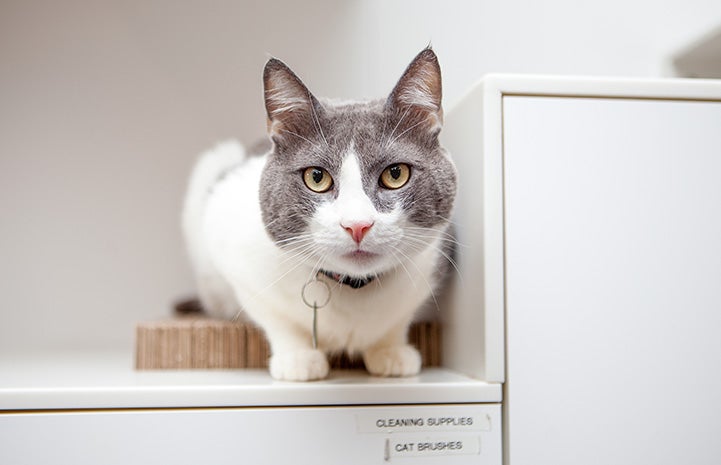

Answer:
[259,48,457,280]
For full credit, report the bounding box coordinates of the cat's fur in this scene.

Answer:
[183,48,457,381]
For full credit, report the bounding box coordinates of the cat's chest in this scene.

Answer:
[310,266,434,350]
[315,292,401,351]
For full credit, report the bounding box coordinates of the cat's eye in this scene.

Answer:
[303,167,333,193]
[379,163,411,190]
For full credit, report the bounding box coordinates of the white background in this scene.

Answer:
[2,0,721,353]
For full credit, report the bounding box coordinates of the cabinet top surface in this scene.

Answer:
[470,73,721,101]
[0,351,501,411]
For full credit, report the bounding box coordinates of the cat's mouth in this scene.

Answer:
[343,250,379,262]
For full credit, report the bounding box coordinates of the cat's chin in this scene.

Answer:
[324,250,388,277]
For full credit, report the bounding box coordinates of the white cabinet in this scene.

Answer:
[4,76,721,465]
[0,403,502,465]
[0,354,502,464]
[444,76,721,464]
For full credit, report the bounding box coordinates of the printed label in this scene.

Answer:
[385,436,481,460]
[357,412,491,433]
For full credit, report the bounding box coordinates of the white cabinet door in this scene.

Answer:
[0,404,502,465]
[503,95,721,464]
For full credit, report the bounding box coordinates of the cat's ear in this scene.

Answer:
[263,58,323,142]
[386,48,443,134]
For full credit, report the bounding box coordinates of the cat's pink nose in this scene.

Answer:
[342,221,374,244]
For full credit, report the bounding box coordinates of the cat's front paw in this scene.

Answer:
[269,349,329,381]
[363,345,422,377]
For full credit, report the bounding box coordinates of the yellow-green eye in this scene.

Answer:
[303,167,333,193]
[380,163,411,189]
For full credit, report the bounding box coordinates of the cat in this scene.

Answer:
[182,48,457,381]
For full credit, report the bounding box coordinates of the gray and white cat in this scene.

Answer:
[183,48,457,381]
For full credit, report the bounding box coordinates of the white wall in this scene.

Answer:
[1,0,720,353]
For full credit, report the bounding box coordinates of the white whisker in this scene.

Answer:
[243,243,321,305]
[309,98,328,147]
[392,246,440,311]
[276,242,318,267]
[403,235,463,286]
[389,249,419,291]
[274,232,315,244]
[373,270,384,290]
[386,117,426,148]
[404,230,466,249]
[404,225,460,240]
[278,128,321,148]
[307,253,327,284]
[383,106,411,149]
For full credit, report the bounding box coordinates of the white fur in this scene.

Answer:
[183,140,247,318]
[183,141,446,381]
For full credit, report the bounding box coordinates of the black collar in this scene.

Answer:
[319,270,376,289]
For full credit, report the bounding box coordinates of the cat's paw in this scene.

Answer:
[269,349,329,381]
[363,345,422,377]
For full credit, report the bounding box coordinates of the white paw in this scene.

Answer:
[269,349,329,381]
[363,345,422,377]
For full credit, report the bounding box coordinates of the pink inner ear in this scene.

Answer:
[389,49,443,130]
[397,66,441,111]
[265,77,310,119]
[263,58,320,138]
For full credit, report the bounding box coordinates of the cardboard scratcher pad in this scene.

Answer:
[135,317,441,370]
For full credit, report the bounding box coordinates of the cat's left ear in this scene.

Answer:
[386,48,443,133]
[263,58,324,142]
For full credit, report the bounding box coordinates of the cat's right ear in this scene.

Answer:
[263,58,323,142]
[386,48,443,136]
